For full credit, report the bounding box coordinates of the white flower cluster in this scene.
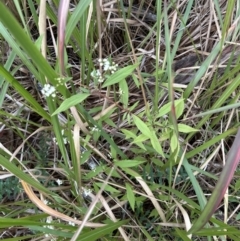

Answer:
[90,69,104,83]
[91,125,101,132]
[44,216,54,238]
[82,187,92,198]
[90,58,118,83]
[55,77,65,87]
[69,217,77,226]
[56,179,63,186]
[41,84,56,98]
[98,58,118,73]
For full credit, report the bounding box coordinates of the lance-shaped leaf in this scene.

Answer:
[188,128,240,234]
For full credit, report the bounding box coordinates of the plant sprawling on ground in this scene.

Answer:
[0,0,240,240]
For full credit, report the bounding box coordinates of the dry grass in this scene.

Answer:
[0,0,240,240]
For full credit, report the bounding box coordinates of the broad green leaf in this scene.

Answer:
[52,93,90,116]
[84,165,105,179]
[176,98,185,118]
[102,64,138,88]
[132,73,140,87]
[157,99,184,118]
[126,183,135,211]
[149,130,164,156]
[132,134,149,143]
[114,160,146,168]
[122,168,140,178]
[121,129,137,140]
[132,115,151,138]
[134,142,148,151]
[170,132,178,153]
[178,124,198,133]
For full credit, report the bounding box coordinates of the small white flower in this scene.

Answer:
[41,84,56,98]
[119,88,124,96]
[88,160,97,170]
[46,216,52,223]
[91,125,98,132]
[69,221,75,226]
[63,137,68,144]
[96,70,101,77]
[56,77,64,85]
[69,217,77,226]
[91,69,102,81]
[43,199,49,205]
[56,179,63,186]
[52,137,58,144]
[83,188,92,197]
[98,76,104,83]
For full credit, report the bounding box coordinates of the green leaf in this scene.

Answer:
[175,229,192,241]
[170,132,178,152]
[176,98,185,118]
[0,65,51,122]
[65,0,93,43]
[157,99,184,118]
[95,183,120,193]
[114,160,146,168]
[126,183,135,211]
[132,134,149,143]
[78,220,128,241]
[119,79,129,108]
[102,64,138,88]
[132,115,151,138]
[177,124,198,133]
[234,179,240,191]
[52,93,90,116]
[149,130,164,156]
[0,154,52,195]
[35,35,44,50]
[121,129,137,140]
[0,3,58,85]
